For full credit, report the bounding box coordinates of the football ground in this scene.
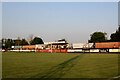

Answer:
[2,52,120,79]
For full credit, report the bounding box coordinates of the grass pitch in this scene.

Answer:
[2,52,119,79]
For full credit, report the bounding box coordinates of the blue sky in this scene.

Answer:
[2,2,118,43]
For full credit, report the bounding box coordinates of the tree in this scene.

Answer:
[30,37,44,45]
[110,33,117,41]
[0,40,2,49]
[89,32,107,43]
[2,38,14,50]
[14,37,21,46]
[2,38,29,50]
[21,39,29,45]
[2,39,6,49]
[110,26,120,41]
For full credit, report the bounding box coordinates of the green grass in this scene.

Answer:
[2,52,119,79]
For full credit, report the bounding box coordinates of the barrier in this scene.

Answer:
[35,49,67,53]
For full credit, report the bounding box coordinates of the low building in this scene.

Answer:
[43,40,68,50]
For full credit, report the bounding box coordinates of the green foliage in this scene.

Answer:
[30,37,44,45]
[89,32,107,42]
[2,38,29,49]
[2,39,14,50]
[2,37,44,49]
[0,40,2,48]
[14,39,21,46]
[21,39,29,45]
[110,26,120,41]
[14,38,28,46]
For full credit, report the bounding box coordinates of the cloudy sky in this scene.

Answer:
[2,1,118,43]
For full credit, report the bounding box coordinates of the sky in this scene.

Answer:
[1,0,120,2]
[2,2,118,43]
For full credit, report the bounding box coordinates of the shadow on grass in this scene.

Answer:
[31,54,84,79]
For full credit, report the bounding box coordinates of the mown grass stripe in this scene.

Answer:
[32,54,83,78]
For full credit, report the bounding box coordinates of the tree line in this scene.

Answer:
[1,37,44,50]
[1,26,120,50]
[89,25,120,42]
